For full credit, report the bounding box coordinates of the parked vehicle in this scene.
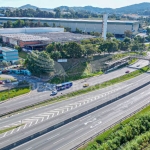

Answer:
[0,81,4,84]
[125,70,130,73]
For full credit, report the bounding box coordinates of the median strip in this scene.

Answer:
[1,66,149,117]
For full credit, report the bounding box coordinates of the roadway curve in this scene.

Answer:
[0,59,149,116]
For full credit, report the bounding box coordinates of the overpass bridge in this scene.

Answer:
[105,54,150,66]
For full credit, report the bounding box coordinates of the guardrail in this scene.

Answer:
[70,101,150,150]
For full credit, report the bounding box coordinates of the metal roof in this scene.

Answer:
[0,17,139,24]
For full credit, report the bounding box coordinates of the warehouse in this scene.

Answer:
[0,17,140,36]
[0,32,94,48]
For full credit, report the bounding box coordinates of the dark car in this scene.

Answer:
[125,70,130,73]
[0,81,4,84]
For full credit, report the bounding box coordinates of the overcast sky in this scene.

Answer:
[0,0,149,8]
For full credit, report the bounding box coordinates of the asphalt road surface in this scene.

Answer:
[11,83,150,150]
[0,59,149,116]
[0,72,150,149]
[0,73,149,129]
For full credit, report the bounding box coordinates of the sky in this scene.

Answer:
[0,0,150,8]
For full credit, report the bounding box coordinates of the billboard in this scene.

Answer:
[57,59,67,62]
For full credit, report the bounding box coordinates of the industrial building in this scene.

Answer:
[0,17,140,36]
[0,47,19,63]
[0,32,94,49]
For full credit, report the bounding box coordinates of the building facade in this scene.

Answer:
[0,47,19,63]
[0,17,140,35]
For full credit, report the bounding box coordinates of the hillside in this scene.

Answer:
[1,2,150,14]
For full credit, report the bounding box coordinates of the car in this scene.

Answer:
[0,81,4,84]
[50,90,57,96]
[125,70,130,73]
[136,64,140,67]
[83,83,89,87]
[5,79,11,83]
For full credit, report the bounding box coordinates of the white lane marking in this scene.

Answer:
[29,122,33,127]
[90,121,102,128]
[75,128,83,133]
[23,124,28,129]
[53,138,64,145]
[84,118,96,125]
[47,134,60,141]
[10,129,15,134]
[0,84,130,138]
[70,125,78,129]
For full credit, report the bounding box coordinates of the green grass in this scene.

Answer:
[0,125,23,134]
[0,87,30,102]
[79,104,150,150]
[19,51,27,59]
[0,77,16,81]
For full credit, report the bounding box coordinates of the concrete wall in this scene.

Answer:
[0,27,64,34]
[0,18,139,35]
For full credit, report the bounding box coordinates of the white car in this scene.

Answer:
[50,90,57,96]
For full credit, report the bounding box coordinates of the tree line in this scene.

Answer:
[2,8,101,19]
[3,20,50,28]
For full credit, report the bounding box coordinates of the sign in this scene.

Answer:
[57,59,67,62]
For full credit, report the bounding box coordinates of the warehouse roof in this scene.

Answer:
[0,33,49,42]
[0,17,139,24]
[0,32,94,43]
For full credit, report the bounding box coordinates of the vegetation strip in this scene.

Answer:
[0,66,149,118]
[0,124,23,134]
[0,86,30,102]
[79,104,150,150]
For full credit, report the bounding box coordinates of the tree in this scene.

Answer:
[106,33,114,39]
[54,8,61,18]
[46,43,57,53]
[82,44,96,56]
[134,36,145,43]
[124,30,132,38]
[146,27,150,35]
[123,37,131,44]
[25,51,54,75]
[65,42,84,58]
[15,45,22,52]
[43,23,50,27]
[50,51,61,60]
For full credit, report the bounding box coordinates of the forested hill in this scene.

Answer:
[1,2,150,18]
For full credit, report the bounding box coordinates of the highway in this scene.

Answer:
[0,72,150,149]
[11,82,150,150]
[0,59,149,116]
[0,73,149,129]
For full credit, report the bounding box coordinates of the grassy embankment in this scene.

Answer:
[51,52,146,84]
[0,87,30,102]
[79,104,150,150]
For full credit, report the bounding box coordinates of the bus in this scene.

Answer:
[56,82,73,91]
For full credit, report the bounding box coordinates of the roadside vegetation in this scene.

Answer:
[0,124,23,134]
[0,87,30,102]
[79,104,150,150]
